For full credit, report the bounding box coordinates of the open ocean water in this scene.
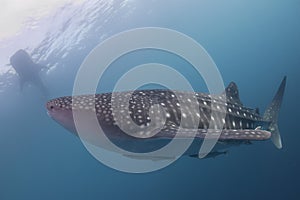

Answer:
[0,1,299,199]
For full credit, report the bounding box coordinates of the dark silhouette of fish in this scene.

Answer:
[46,77,286,159]
[10,49,47,95]
[190,150,228,159]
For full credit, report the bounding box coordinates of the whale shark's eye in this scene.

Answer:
[50,105,54,110]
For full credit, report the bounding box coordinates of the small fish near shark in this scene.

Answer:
[46,76,286,159]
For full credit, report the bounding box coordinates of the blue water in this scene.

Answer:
[0,1,299,199]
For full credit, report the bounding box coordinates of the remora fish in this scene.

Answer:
[46,77,286,159]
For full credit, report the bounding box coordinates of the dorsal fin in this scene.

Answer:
[223,82,243,105]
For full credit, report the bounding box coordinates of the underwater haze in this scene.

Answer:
[0,0,299,200]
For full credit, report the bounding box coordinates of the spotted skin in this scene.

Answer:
[46,77,287,158]
[47,89,271,142]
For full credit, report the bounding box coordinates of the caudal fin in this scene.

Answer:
[263,76,287,149]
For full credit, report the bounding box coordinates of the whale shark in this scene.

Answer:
[10,49,48,95]
[46,77,286,159]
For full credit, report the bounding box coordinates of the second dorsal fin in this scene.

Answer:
[224,82,243,105]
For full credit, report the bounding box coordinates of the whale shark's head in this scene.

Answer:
[46,96,77,133]
[46,94,142,148]
[46,95,112,135]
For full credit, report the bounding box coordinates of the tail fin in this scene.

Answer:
[263,76,287,149]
